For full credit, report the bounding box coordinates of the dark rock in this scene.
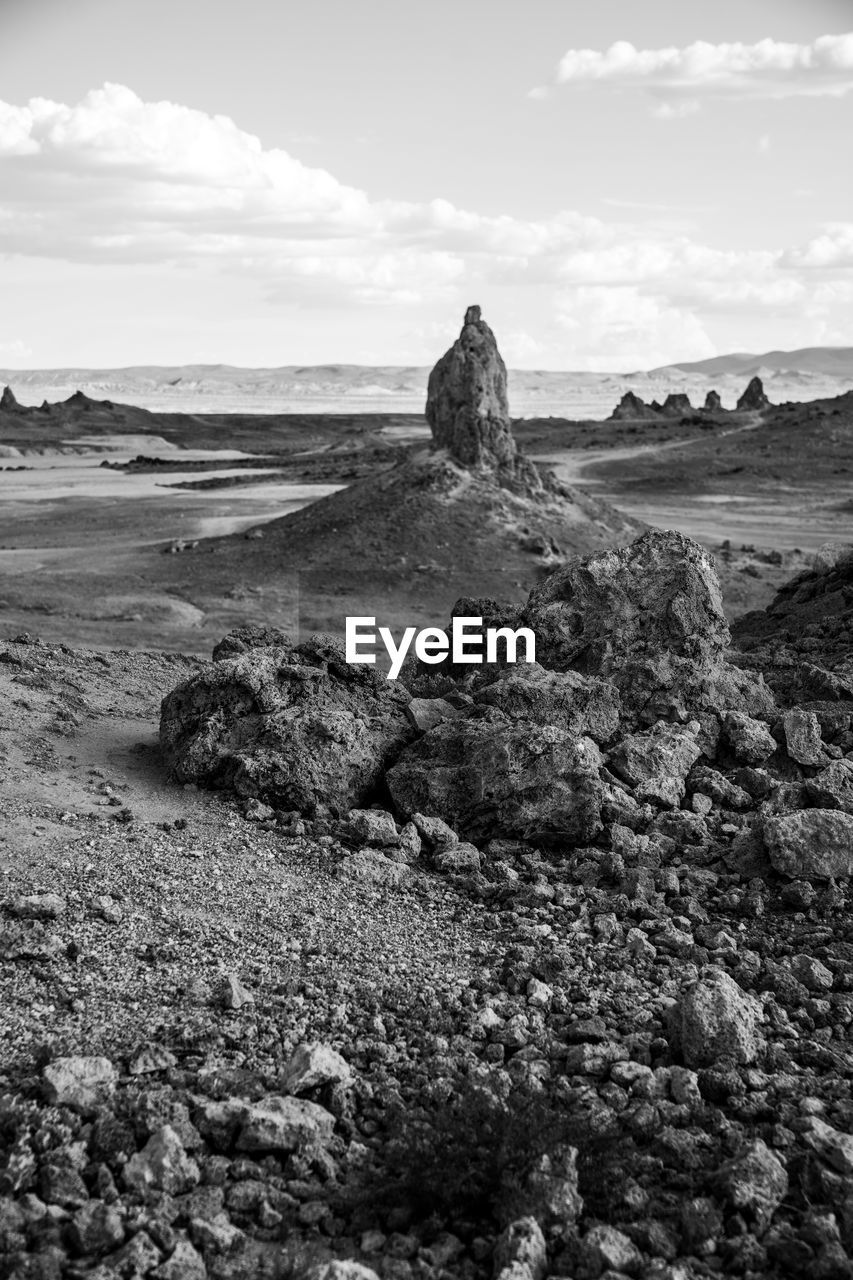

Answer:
[474,663,621,743]
[660,392,693,417]
[609,391,660,420]
[0,385,21,413]
[763,809,853,879]
[386,707,603,846]
[212,625,294,661]
[736,375,771,411]
[160,633,414,817]
[704,389,723,412]
[523,529,772,724]
[425,305,518,470]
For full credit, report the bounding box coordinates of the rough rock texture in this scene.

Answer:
[425,305,519,471]
[386,709,603,845]
[672,968,764,1067]
[763,809,853,880]
[736,375,771,411]
[474,665,621,744]
[523,529,772,724]
[704,389,723,412]
[160,633,414,816]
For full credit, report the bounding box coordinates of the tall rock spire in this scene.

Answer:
[425,305,518,469]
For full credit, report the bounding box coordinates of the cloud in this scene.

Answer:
[555,287,716,371]
[780,222,853,269]
[0,83,852,365]
[0,339,32,362]
[542,33,853,112]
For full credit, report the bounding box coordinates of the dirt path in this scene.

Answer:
[533,412,765,487]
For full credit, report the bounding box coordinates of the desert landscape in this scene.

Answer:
[1,305,853,1280]
[3,4,853,1280]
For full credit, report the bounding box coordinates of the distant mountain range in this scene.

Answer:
[655,347,853,379]
[1,346,851,420]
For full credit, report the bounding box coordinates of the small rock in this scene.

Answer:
[43,1056,118,1114]
[11,892,66,920]
[673,967,763,1067]
[789,955,833,992]
[124,1126,201,1196]
[152,1238,207,1280]
[129,1044,179,1076]
[581,1222,643,1274]
[349,808,399,847]
[493,1217,547,1280]
[405,697,459,732]
[215,973,255,1010]
[782,709,826,767]
[724,712,777,765]
[717,1139,788,1229]
[281,1042,353,1094]
[69,1200,125,1253]
[803,1117,853,1175]
[236,1095,336,1153]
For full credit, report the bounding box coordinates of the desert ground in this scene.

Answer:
[1,329,853,1280]
[1,380,851,656]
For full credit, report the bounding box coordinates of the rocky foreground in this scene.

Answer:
[1,530,853,1280]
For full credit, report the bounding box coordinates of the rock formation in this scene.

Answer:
[704,389,723,412]
[736,375,770,411]
[425,305,518,470]
[609,391,660,420]
[660,392,693,417]
[0,384,20,412]
[203,308,643,613]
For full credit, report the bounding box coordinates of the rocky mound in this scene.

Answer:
[6,529,853,1278]
[209,308,643,604]
[733,543,853,703]
[704,389,722,412]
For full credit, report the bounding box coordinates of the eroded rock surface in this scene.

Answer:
[160,633,413,816]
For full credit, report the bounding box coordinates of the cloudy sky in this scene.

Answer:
[1,0,852,370]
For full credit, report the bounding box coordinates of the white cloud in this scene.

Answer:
[555,287,716,371]
[0,339,32,361]
[780,222,853,269]
[0,83,852,366]
[545,33,853,112]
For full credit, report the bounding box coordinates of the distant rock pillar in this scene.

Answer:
[425,306,518,468]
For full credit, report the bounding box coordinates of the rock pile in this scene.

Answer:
[161,526,851,890]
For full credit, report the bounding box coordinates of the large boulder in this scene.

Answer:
[763,810,853,880]
[704,389,723,412]
[386,707,604,846]
[425,305,518,470]
[522,529,769,723]
[160,634,414,817]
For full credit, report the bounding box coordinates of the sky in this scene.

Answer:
[0,0,852,371]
